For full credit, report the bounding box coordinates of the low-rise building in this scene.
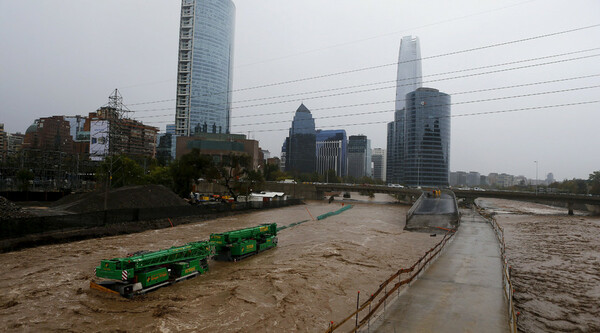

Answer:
[176,133,263,170]
[88,107,158,161]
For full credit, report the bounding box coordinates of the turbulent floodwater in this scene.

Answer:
[477,198,600,333]
[0,195,439,332]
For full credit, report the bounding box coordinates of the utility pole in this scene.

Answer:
[534,160,539,196]
[103,89,131,211]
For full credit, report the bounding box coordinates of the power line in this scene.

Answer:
[245,101,600,133]
[228,54,600,111]
[220,23,600,94]
[235,0,540,68]
[110,1,539,92]
[230,85,600,127]
[130,52,600,116]
[125,23,600,106]
[230,47,600,106]
[133,73,600,121]
[128,98,176,107]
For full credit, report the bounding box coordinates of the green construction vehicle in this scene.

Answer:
[210,223,277,261]
[91,241,212,297]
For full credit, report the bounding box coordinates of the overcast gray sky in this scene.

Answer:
[1,0,599,180]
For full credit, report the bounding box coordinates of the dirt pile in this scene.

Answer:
[50,185,188,213]
[0,197,32,220]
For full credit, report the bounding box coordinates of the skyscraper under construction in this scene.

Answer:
[174,0,236,136]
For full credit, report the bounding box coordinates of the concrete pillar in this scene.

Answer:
[568,202,574,216]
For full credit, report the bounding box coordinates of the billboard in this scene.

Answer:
[90,120,109,161]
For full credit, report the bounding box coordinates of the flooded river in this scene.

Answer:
[0,195,439,332]
[477,198,600,333]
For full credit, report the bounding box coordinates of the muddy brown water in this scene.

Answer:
[0,196,439,332]
[477,198,600,333]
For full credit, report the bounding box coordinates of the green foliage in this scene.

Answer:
[343,175,357,184]
[169,149,212,197]
[246,169,265,193]
[589,171,600,195]
[145,165,173,188]
[262,162,280,181]
[274,172,293,181]
[325,169,341,183]
[206,153,251,199]
[16,169,34,191]
[549,178,588,194]
[96,155,145,188]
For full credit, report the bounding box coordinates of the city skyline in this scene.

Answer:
[1,0,599,180]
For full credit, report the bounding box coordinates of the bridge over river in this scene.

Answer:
[263,182,600,215]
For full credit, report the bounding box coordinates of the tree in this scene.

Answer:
[169,149,212,197]
[263,162,280,181]
[325,169,341,183]
[16,169,34,191]
[145,165,173,188]
[557,178,588,194]
[589,171,600,195]
[206,153,250,200]
[96,155,145,188]
[246,169,265,193]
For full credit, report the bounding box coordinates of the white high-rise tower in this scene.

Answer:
[394,36,422,111]
[387,36,423,184]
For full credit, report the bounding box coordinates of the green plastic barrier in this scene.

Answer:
[277,205,353,232]
[317,204,353,220]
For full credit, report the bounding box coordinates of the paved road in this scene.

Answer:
[413,193,457,215]
[372,209,509,333]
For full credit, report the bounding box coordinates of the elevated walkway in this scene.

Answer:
[372,209,509,332]
[405,190,460,232]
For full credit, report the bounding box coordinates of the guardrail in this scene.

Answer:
[325,229,456,333]
[478,209,518,333]
[405,192,425,222]
[445,190,461,219]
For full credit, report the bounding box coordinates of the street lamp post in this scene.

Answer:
[534,160,538,195]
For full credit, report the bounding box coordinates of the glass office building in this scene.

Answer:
[347,135,372,179]
[175,0,236,136]
[371,148,386,181]
[403,88,450,186]
[316,130,347,177]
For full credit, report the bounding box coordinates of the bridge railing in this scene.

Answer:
[405,192,425,222]
[477,208,519,333]
[324,229,456,332]
[444,189,461,221]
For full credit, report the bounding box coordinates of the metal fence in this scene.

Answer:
[480,210,519,333]
[0,199,303,240]
[325,229,456,332]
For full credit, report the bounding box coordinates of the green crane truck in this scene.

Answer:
[210,223,277,261]
[91,241,212,297]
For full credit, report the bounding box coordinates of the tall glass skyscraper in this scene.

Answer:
[403,88,451,186]
[175,0,236,136]
[387,36,422,184]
